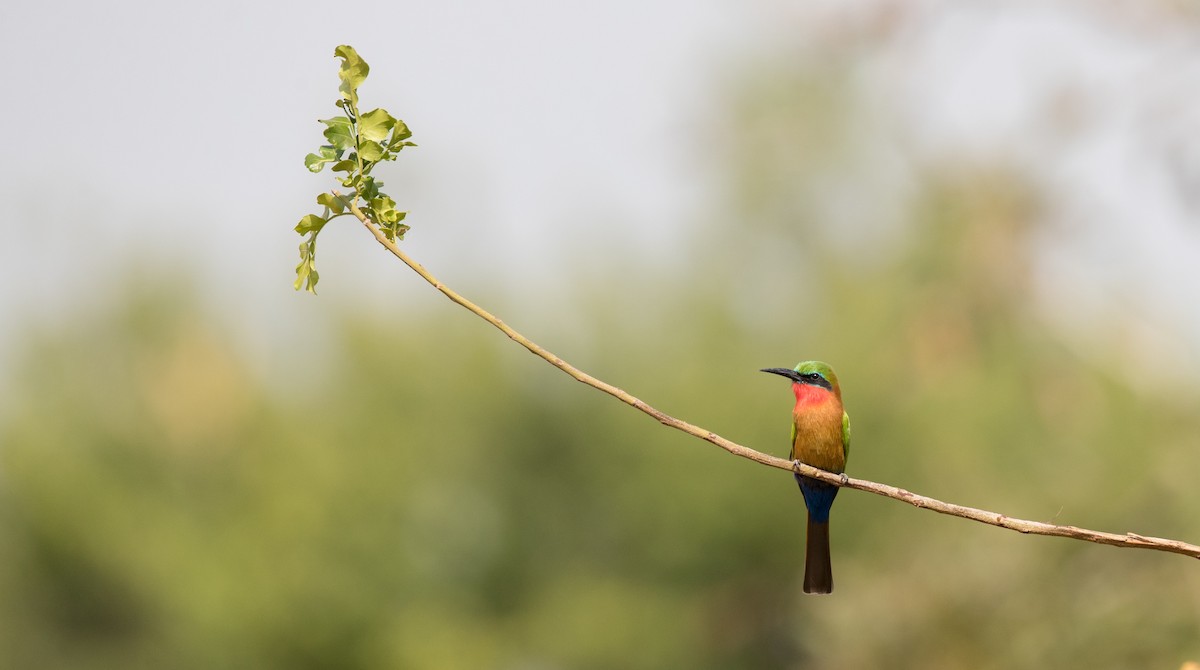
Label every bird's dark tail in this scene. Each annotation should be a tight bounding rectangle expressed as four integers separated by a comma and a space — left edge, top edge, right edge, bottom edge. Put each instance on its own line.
804, 516, 833, 594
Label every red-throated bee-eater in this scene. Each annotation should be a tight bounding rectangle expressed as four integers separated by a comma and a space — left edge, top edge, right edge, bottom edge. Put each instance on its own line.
762, 361, 850, 594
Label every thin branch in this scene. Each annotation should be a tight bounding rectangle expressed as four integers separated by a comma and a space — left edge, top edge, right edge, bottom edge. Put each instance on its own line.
344, 198, 1200, 561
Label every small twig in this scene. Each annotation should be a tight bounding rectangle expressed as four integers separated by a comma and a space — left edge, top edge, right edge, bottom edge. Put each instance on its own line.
344, 198, 1200, 561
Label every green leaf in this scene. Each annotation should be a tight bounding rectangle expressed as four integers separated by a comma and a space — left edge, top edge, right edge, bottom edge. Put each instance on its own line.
295, 262, 319, 294
295, 213, 327, 235
320, 117, 356, 151
304, 145, 340, 172
389, 120, 412, 145
320, 116, 353, 130
359, 140, 384, 162
316, 192, 345, 214
360, 176, 381, 201
304, 154, 324, 171
334, 45, 369, 105
330, 158, 357, 174
380, 220, 411, 242
294, 238, 319, 293
369, 195, 405, 224
359, 108, 396, 143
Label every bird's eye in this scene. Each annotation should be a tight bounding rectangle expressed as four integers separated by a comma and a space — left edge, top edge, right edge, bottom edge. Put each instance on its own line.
805, 373, 821, 381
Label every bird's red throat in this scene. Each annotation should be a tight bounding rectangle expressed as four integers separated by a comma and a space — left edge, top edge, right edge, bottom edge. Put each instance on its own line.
792, 382, 834, 408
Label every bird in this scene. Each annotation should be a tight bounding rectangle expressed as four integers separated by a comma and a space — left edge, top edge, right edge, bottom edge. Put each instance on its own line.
761, 361, 850, 594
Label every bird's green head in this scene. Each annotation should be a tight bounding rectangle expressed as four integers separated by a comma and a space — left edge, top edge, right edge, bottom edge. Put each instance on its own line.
761, 360, 841, 395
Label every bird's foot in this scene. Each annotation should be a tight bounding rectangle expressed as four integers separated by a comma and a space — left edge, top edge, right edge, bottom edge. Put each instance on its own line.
839, 473, 850, 486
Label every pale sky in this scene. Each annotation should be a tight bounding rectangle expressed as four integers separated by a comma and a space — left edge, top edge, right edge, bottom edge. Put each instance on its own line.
1, 1, 1197, 390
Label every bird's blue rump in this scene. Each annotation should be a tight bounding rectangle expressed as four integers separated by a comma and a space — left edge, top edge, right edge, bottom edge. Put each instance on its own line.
796, 474, 839, 523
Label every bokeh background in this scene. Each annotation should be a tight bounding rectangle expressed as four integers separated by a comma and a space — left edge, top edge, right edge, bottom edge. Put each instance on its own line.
3, 1, 1200, 668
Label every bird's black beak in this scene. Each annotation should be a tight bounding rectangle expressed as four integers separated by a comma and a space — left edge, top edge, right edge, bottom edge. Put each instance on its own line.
761, 367, 804, 384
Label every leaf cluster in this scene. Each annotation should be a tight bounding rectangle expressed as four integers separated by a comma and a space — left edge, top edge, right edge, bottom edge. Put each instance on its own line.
295, 45, 416, 293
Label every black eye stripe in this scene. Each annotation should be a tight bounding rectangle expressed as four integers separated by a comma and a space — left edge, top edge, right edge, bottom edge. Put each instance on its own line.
800, 372, 833, 390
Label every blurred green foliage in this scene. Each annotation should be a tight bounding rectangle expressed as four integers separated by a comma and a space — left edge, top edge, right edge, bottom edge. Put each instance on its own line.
3, 53, 1200, 670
